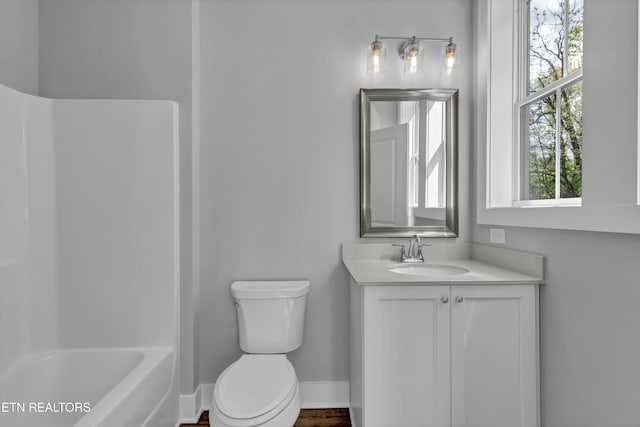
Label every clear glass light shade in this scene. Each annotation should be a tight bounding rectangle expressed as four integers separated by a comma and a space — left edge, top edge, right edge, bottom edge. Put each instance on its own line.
403, 41, 421, 74
367, 40, 384, 74
444, 42, 457, 74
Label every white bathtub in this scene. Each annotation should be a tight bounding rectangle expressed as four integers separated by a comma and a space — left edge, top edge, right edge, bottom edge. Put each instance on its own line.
0, 348, 173, 427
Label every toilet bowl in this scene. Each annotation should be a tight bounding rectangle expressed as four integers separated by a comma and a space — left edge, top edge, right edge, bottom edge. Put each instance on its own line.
212, 281, 310, 427
211, 355, 300, 427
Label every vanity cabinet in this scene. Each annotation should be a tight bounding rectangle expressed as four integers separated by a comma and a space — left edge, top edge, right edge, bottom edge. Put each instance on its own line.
350, 281, 539, 427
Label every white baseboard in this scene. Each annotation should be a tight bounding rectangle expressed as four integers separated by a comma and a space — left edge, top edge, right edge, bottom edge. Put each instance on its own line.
199, 383, 214, 412
299, 381, 350, 409
178, 381, 349, 423
178, 384, 201, 423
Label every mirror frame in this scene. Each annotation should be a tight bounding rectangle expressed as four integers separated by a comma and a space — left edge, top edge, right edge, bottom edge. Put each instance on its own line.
360, 88, 459, 237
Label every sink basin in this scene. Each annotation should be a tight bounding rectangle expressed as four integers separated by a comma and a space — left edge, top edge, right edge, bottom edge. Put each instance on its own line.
388, 263, 469, 277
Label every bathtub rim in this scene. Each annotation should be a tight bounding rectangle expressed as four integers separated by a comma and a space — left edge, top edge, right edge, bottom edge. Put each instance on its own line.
0, 346, 174, 427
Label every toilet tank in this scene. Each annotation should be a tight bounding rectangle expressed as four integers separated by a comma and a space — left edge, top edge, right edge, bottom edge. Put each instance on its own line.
231, 280, 310, 354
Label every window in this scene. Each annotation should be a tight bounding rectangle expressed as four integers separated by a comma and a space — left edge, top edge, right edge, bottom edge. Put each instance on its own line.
477, 0, 640, 234
516, 0, 583, 204
404, 101, 446, 212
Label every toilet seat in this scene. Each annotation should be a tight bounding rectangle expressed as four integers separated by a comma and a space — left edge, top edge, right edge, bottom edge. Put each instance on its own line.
213, 354, 298, 426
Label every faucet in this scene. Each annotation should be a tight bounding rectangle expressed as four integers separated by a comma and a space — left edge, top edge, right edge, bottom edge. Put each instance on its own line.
392, 235, 430, 263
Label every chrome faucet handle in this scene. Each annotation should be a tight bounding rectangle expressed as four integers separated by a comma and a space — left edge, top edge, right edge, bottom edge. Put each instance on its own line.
414, 242, 431, 262
391, 243, 407, 262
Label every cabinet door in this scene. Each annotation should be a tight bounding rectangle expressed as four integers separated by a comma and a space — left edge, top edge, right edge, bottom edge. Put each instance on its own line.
363, 285, 450, 427
451, 285, 538, 427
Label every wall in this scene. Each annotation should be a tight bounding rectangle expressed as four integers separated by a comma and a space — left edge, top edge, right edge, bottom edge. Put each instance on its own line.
0, 0, 38, 94
38, 0, 197, 393
473, 0, 640, 426
198, 0, 473, 386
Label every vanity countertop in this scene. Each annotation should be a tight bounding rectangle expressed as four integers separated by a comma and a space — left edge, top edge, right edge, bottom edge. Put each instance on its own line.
342, 243, 545, 285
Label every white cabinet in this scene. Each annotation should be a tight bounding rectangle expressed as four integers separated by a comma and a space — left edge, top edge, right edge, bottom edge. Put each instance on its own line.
450, 285, 538, 427
363, 285, 451, 427
350, 282, 539, 427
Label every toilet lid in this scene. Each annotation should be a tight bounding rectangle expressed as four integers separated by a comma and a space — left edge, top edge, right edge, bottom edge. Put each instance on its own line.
214, 354, 296, 420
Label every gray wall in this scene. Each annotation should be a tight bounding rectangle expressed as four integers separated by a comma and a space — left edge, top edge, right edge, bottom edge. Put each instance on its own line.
38, 0, 196, 393
473, 1, 640, 426
198, 0, 473, 384
0, 0, 38, 93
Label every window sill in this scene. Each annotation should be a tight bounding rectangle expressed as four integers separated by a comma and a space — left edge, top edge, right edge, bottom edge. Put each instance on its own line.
477, 203, 640, 234
512, 198, 582, 208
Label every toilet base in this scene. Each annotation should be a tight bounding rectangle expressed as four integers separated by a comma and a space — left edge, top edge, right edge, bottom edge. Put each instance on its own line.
211, 382, 301, 427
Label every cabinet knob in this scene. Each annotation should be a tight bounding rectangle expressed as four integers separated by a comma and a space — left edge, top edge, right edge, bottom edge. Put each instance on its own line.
441, 296, 449, 304
456, 296, 464, 303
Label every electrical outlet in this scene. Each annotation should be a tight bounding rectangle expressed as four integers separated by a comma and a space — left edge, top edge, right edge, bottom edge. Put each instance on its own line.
489, 228, 506, 244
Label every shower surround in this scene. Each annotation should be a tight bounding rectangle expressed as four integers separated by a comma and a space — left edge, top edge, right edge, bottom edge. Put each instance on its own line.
0, 83, 180, 426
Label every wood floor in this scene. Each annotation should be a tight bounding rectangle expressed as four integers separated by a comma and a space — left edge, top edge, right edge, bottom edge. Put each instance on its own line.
180, 408, 351, 427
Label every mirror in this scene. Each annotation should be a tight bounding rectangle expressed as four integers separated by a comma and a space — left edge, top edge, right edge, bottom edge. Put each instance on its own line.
360, 88, 458, 237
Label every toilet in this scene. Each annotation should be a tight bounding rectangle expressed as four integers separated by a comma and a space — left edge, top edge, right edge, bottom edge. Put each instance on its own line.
211, 280, 311, 427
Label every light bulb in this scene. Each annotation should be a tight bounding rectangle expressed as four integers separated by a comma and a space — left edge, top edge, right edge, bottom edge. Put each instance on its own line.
408, 47, 418, 73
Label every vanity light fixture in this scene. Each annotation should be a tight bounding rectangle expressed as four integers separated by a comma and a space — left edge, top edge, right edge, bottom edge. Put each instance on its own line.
367, 35, 457, 75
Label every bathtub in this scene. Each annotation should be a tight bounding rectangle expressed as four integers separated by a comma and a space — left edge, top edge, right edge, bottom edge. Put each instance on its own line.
0, 347, 173, 427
